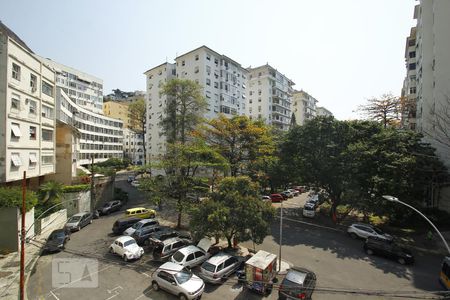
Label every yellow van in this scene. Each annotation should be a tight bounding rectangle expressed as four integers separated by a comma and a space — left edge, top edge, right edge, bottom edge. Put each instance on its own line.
125, 207, 156, 219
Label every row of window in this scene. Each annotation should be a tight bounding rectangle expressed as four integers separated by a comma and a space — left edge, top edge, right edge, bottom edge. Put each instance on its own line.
10, 152, 53, 169
80, 143, 123, 151
10, 93, 54, 118
77, 153, 122, 160
80, 133, 122, 143
10, 123, 53, 141
12, 62, 54, 97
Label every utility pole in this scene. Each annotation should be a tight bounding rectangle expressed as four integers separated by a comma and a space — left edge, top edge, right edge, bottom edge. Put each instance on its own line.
90, 156, 95, 213
278, 198, 283, 271
20, 171, 26, 300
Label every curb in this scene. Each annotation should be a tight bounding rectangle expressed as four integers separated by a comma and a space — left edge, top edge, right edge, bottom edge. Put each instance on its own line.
23, 241, 43, 300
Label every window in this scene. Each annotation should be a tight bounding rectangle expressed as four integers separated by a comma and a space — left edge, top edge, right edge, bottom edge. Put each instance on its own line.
29, 126, 37, 140
11, 153, 22, 167
206, 54, 211, 61
206, 78, 211, 86
12, 63, 21, 80
182, 60, 185, 66
206, 66, 211, 74
258, 90, 262, 96
409, 51, 416, 58
42, 155, 53, 165
214, 82, 218, 88
11, 123, 22, 138
42, 129, 53, 141
29, 153, 37, 168
30, 74, 37, 91
42, 105, 54, 119
42, 81, 54, 97
258, 106, 261, 112
11, 94, 20, 111
410, 87, 416, 94
29, 99, 37, 114
194, 66, 199, 73
409, 63, 416, 70
186, 253, 195, 261
195, 54, 199, 61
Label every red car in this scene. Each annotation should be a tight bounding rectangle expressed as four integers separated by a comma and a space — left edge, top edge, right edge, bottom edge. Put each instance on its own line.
270, 194, 284, 203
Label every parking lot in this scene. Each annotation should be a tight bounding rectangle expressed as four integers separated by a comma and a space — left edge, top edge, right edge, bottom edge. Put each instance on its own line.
27, 174, 446, 300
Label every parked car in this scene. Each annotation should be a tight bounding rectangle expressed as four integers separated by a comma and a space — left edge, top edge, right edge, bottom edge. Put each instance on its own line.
302, 202, 316, 218
171, 238, 212, 268
364, 237, 414, 265
109, 236, 144, 262
199, 252, 241, 284
270, 194, 284, 203
131, 180, 140, 187
127, 175, 135, 183
64, 212, 93, 232
112, 217, 142, 235
288, 189, 300, 196
278, 267, 317, 300
146, 228, 191, 247
151, 262, 205, 300
99, 200, 122, 215
281, 191, 294, 198
261, 195, 271, 202
153, 237, 192, 261
347, 223, 393, 241
123, 219, 159, 236
125, 207, 156, 219
132, 224, 162, 245
42, 229, 70, 253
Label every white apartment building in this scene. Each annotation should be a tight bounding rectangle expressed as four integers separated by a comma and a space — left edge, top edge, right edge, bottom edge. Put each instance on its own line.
400, 27, 417, 130
123, 128, 144, 165
36, 56, 104, 114
292, 90, 318, 126
316, 106, 333, 117
0, 22, 56, 183
246, 65, 295, 131
411, 0, 450, 168
144, 46, 248, 160
37, 58, 123, 167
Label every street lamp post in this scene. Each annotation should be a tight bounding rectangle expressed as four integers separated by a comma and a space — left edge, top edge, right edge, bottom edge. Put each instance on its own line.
382, 195, 450, 255
279, 198, 283, 271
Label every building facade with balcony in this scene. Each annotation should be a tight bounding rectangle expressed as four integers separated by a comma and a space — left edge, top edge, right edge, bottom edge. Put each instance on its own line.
292, 90, 318, 125
246, 64, 295, 131
144, 46, 248, 160
123, 128, 144, 165
316, 106, 333, 117
400, 27, 417, 130
0, 22, 56, 184
408, 1, 450, 168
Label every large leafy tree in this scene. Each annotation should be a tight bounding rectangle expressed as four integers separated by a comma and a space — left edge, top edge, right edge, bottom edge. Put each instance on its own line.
128, 98, 146, 163
194, 115, 275, 177
0, 186, 38, 211
190, 176, 275, 248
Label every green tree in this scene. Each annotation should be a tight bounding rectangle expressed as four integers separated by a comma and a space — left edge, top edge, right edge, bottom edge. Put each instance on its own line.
0, 186, 38, 211
357, 93, 401, 128
190, 176, 275, 248
128, 98, 147, 163
194, 115, 275, 177
160, 79, 207, 144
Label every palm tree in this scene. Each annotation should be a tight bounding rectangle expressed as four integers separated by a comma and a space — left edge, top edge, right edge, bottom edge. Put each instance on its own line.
38, 181, 64, 207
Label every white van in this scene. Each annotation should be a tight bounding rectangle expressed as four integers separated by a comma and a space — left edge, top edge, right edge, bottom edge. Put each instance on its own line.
302, 203, 316, 218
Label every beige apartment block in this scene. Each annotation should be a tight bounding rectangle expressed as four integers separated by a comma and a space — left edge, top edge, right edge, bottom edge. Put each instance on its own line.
291, 90, 318, 126
0, 22, 56, 184
103, 100, 132, 129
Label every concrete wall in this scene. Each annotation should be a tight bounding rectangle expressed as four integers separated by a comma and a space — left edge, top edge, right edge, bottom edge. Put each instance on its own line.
438, 185, 450, 214
93, 176, 114, 210
35, 209, 67, 238
0, 207, 34, 252
61, 190, 90, 217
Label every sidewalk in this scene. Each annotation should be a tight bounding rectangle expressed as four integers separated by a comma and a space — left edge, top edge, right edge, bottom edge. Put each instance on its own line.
0, 235, 45, 300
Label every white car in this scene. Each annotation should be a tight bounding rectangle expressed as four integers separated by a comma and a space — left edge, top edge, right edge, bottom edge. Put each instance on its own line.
347, 223, 393, 241
171, 238, 212, 268
109, 236, 144, 261
302, 202, 316, 218
288, 189, 299, 196
151, 262, 205, 300
131, 180, 140, 187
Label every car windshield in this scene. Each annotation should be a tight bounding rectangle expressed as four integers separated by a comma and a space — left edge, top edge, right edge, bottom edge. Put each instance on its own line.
201, 261, 216, 272
50, 232, 65, 239
103, 203, 111, 207
373, 227, 384, 234
131, 222, 141, 229
172, 251, 185, 262
124, 240, 136, 247
175, 270, 192, 284
68, 216, 81, 222
304, 206, 314, 211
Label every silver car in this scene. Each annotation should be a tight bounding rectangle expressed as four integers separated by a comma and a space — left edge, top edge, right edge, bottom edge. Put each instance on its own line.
347, 223, 393, 241
199, 252, 241, 284
151, 262, 204, 300
64, 212, 92, 232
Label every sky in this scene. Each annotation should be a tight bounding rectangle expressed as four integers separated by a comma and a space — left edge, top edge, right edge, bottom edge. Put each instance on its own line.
1, 0, 417, 120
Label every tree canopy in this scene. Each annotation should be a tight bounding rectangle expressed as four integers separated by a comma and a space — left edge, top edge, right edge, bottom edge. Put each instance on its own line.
357, 93, 401, 128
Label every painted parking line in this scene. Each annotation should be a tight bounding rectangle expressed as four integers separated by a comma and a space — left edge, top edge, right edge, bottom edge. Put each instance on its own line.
49, 291, 60, 300
105, 285, 123, 300
133, 288, 153, 300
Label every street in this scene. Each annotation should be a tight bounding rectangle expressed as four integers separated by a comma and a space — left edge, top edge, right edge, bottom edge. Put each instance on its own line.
27, 174, 446, 300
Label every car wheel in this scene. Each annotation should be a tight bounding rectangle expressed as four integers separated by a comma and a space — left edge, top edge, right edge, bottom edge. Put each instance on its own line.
350, 233, 358, 239
151, 281, 159, 291
89, 219, 92, 224
123, 255, 128, 262
109, 247, 114, 254
366, 249, 374, 255
398, 258, 406, 265
179, 294, 188, 300
77, 225, 81, 231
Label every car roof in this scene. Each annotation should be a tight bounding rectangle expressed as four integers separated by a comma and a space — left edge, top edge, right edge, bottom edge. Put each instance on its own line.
115, 236, 136, 243
352, 223, 373, 228
206, 252, 233, 265
126, 207, 147, 211
51, 229, 66, 234
137, 218, 157, 224
304, 202, 315, 207
285, 267, 314, 284
178, 245, 201, 255
159, 262, 183, 274
161, 237, 182, 245
117, 217, 140, 223
72, 212, 89, 217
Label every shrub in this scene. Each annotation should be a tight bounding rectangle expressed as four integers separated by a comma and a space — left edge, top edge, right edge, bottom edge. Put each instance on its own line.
62, 184, 90, 193
0, 186, 38, 211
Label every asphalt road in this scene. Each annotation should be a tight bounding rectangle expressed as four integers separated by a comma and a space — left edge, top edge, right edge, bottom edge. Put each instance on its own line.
27, 176, 447, 300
